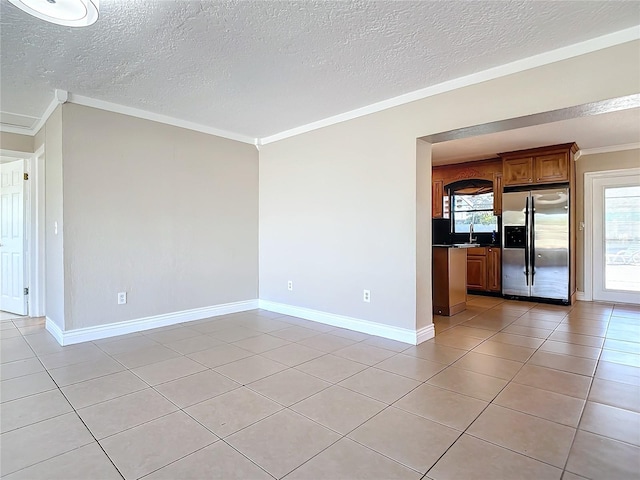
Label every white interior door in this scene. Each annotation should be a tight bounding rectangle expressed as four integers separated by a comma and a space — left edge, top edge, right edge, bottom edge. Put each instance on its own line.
0, 159, 27, 315
592, 172, 640, 304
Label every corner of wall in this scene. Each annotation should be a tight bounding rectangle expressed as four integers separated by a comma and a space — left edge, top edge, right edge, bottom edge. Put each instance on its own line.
44, 105, 65, 332
416, 139, 434, 331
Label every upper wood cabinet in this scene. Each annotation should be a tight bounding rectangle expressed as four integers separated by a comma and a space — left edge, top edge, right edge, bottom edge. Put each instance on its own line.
503, 156, 534, 185
432, 158, 502, 219
535, 152, 569, 183
432, 179, 444, 218
493, 173, 503, 215
500, 143, 578, 187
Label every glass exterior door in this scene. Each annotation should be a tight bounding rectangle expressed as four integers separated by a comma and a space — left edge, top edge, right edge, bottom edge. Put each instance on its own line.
604, 185, 640, 292
593, 175, 640, 303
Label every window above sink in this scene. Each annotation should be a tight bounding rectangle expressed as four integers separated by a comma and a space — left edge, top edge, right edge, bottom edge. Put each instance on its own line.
446, 179, 498, 234
453, 191, 497, 234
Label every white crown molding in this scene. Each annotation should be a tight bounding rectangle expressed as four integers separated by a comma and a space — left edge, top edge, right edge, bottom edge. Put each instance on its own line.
4, 26, 638, 145
0, 149, 32, 159
575, 142, 640, 160
0, 123, 40, 137
259, 26, 640, 145
0, 94, 63, 136
46, 299, 258, 346
32, 93, 63, 134
258, 299, 430, 345
67, 93, 257, 145
0, 124, 35, 135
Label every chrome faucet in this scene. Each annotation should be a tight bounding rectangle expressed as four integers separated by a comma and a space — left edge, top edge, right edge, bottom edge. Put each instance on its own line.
469, 223, 477, 243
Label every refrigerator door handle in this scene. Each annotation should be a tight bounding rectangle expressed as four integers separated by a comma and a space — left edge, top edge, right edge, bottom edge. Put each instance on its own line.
524, 197, 529, 286
531, 197, 536, 286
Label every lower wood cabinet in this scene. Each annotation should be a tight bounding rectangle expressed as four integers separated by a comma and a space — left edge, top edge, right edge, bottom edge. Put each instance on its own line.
487, 247, 501, 292
467, 247, 501, 293
433, 247, 467, 316
466, 255, 487, 290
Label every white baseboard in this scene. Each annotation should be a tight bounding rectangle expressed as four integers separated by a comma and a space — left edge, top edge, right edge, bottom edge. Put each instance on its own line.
46, 299, 259, 346
45, 317, 64, 345
46, 298, 435, 347
576, 291, 591, 302
258, 300, 432, 345
416, 324, 435, 344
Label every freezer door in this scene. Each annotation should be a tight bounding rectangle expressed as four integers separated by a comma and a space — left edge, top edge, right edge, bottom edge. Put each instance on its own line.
530, 188, 570, 300
502, 191, 531, 297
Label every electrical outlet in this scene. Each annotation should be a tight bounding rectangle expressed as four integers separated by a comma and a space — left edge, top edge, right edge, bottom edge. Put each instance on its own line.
117, 292, 127, 305
363, 289, 371, 303
287, 280, 293, 291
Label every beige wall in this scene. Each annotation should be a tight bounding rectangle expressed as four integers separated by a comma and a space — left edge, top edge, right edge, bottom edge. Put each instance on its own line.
61, 104, 258, 330
259, 40, 640, 332
576, 148, 640, 292
416, 140, 432, 330
0, 132, 33, 153
260, 117, 420, 329
34, 127, 45, 153
41, 107, 65, 329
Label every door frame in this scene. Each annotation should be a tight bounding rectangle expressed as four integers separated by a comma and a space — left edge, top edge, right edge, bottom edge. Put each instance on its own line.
584, 167, 640, 302
0, 147, 45, 317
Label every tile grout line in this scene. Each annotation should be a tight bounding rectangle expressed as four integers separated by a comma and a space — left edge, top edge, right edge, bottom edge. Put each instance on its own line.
494, 302, 623, 475
3, 315, 287, 478
134, 322, 409, 479
329, 298, 540, 478
3, 321, 127, 480
425, 299, 610, 477
3, 303, 636, 479
559, 307, 614, 476
22, 317, 283, 478
149, 329, 422, 478
423, 297, 537, 477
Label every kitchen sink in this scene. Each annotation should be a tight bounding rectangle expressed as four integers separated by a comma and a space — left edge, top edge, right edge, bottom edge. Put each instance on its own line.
453, 243, 480, 248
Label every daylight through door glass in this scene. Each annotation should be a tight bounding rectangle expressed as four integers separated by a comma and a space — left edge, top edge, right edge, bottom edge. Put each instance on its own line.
604, 185, 640, 292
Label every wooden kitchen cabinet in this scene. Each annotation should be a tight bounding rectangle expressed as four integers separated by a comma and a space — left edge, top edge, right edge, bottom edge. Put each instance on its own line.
433, 247, 467, 316
467, 247, 501, 293
534, 152, 569, 184
467, 254, 487, 291
500, 142, 579, 303
503, 156, 534, 185
432, 158, 501, 219
493, 173, 503, 215
487, 247, 501, 292
501, 144, 577, 187
432, 180, 444, 218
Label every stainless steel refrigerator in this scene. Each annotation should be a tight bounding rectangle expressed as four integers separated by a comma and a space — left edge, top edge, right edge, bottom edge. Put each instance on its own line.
502, 187, 570, 303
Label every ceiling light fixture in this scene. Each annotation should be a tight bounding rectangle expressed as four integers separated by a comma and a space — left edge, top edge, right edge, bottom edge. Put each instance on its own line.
7, 0, 99, 27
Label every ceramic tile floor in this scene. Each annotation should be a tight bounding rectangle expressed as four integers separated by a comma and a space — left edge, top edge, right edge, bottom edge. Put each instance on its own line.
1, 297, 639, 479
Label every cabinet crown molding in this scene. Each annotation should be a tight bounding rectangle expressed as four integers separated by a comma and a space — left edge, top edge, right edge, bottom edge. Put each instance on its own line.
498, 142, 579, 158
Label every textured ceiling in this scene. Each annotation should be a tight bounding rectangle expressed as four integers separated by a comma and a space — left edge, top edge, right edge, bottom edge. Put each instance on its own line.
1, 1, 639, 139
